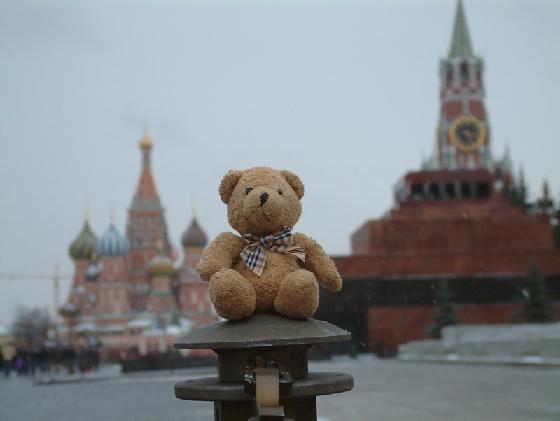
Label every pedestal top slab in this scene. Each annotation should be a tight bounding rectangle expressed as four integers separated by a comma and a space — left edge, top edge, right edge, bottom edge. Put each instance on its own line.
174, 314, 351, 350
175, 372, 354, 401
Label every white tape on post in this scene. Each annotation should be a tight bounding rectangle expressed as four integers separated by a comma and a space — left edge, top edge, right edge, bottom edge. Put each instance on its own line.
255, 367, 280, 407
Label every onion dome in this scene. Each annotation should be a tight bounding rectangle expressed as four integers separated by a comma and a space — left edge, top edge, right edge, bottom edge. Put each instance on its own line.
148, 252, 174, 277
181, 217, 208, 248
69, 220, 97, 260
139, 128, 153, 149
58, 302, 80, 319
97, 224, 130, 257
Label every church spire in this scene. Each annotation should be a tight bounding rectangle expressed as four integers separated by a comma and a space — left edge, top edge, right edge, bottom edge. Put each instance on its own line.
126, 128, 170, 309
139, 125, 153, 167
448, 0, 473, 58
131, 128, 160, 209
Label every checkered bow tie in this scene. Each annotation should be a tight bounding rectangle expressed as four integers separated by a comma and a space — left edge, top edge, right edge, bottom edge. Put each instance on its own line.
240, 227, 305, 276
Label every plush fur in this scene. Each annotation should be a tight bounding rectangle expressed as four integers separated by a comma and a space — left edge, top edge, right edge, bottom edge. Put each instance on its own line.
197, 167, 342, 321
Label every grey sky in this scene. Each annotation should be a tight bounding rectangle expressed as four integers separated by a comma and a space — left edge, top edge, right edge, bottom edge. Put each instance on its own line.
1, 0, 559, 324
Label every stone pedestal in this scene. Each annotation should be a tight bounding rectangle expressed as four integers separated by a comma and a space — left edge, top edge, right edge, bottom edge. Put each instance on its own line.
174, 314, 353, 421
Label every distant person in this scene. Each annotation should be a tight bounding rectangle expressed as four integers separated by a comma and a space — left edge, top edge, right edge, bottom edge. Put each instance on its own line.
1, 344, 16, 377
14, 353, 25, 375
0, 347, 5, 378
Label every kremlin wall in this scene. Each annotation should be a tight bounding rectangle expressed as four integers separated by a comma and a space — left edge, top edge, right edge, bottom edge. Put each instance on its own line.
61, 0, 560, 359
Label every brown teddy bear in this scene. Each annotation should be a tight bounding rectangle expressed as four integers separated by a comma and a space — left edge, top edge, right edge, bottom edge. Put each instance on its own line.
197, 167, 342, 321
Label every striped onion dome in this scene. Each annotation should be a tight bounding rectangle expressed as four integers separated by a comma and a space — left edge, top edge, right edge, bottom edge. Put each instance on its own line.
97, 223, 130, 257
147, 253, 174, 277
181, 217, 208, 248
69, 221, 97, 260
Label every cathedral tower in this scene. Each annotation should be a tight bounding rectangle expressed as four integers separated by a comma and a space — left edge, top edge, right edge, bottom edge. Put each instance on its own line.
97, 218, 131, 316
146, 247, 176, 317
126, 129, 171, 310
176, 216, 215, 327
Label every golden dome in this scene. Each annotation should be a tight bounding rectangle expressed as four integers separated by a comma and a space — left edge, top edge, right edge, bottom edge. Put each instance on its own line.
139, 127, 153, 149
148, 254, 174, 277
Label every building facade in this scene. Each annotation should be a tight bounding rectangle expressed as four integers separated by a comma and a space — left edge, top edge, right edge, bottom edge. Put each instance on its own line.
62, 130, 216, 358
318, 0, 560, 354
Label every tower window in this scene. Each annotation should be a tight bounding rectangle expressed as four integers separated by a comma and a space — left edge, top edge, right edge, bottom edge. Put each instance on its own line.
446, 64, 453, 84
460, 62, 469, 81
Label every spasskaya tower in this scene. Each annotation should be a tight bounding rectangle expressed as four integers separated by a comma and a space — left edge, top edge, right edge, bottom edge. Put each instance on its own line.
426, 0, 491, 170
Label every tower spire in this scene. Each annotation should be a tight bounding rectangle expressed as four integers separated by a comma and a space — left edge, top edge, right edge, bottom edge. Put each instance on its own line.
139, 126, 153, 167
85, 197, 90, 222
448, 0, 473, 58
132, 128, 159, 205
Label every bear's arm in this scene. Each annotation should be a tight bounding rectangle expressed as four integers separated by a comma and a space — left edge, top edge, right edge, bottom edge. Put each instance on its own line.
197, 232, 246, 282
293, 233, 342, 292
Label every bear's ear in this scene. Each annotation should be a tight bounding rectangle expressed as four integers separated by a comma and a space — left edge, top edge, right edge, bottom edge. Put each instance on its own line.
219, 170, 242, 204
280, 170, 304, 200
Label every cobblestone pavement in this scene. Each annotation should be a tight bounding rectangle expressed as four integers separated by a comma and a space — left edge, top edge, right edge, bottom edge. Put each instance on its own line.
1, 357, 559, 421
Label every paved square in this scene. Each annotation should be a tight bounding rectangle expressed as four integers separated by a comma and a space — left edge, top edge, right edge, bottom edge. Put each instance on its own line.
1, 358, 559, 420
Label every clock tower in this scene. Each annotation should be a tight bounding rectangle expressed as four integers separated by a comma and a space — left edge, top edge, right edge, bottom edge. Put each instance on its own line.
340, 0, 560, 354
427, 0, 491, 170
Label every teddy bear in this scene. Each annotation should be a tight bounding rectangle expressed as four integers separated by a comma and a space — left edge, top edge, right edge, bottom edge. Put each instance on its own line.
197, 167, 342, 321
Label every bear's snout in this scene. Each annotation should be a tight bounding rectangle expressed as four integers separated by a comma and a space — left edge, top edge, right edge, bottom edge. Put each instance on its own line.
260, 192, 269, 206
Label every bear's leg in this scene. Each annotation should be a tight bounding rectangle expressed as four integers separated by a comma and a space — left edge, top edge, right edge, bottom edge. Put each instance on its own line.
273, 269, 319, 319
209, 268, 256, 321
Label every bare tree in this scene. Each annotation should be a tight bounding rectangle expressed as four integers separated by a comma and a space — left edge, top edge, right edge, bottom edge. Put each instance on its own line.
11, 306, 53, 348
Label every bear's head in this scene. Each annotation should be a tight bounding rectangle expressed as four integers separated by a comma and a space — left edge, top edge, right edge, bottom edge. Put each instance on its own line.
219, 167, 304, 237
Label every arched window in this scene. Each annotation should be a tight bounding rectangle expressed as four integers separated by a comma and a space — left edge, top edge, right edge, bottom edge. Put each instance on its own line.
460, 62, 469, 81
446, 64, 453, 84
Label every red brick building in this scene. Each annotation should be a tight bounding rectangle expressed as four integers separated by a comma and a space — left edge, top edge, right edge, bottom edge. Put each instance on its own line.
317, 0, 560, 354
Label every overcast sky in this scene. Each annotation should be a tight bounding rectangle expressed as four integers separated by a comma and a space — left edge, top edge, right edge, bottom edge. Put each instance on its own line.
1, 0, 559, 325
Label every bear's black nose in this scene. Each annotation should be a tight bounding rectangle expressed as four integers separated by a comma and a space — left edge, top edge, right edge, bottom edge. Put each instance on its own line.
260, 192, 269, 206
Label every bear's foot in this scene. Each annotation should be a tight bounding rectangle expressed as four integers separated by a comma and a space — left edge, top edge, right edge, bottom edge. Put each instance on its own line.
209, 269, 256, 321
274, 269, 319, 319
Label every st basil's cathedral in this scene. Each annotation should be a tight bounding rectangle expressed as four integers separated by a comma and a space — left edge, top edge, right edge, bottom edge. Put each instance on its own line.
61, 130, 216, 358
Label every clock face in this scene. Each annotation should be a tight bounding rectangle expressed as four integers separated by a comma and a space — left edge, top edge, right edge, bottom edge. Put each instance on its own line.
449, 115, 486, 152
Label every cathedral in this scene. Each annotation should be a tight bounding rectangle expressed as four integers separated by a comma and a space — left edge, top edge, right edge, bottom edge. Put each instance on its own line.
318, 0, 560, 354
61, 130, 216, 358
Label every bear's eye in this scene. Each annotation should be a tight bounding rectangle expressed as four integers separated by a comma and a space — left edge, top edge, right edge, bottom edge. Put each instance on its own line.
278, 189, 283, 195
245, 187, 253, 195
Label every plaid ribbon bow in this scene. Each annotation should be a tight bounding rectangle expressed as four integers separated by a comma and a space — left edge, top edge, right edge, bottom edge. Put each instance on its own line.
240, 227, 305, 276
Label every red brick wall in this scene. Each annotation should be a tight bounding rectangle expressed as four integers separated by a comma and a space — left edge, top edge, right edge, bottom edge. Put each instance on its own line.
361, 214, 555, 255
368, 303, 560, 351
368, 306, 437, 350
442, 102, 461, 118
335, 251, 560, 279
